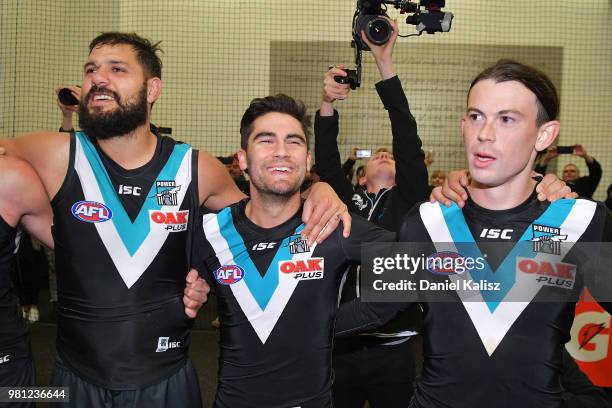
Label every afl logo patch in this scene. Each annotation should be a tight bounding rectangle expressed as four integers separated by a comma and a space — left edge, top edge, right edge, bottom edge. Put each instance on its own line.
71, 201, 113, 223
426, 251, 467, 275
214, 265, 245, 285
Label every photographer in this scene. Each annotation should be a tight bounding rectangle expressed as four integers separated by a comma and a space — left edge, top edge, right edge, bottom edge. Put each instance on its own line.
535, 144, 602, 198
315, 18, 428, 407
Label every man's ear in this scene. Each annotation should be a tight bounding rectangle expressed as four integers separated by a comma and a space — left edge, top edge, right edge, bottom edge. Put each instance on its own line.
535, 120, 560, 152
237, 149, 248, 172
146, 77, 162, 105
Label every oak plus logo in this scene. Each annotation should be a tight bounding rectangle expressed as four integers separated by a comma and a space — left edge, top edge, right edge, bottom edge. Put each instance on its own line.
516, 257, 576, 289
279, 258, 324, 281
150, 210, 189, 232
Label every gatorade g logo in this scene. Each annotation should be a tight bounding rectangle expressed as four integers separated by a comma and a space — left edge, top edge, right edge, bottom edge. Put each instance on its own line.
149, 210, 189, 232
279, 258, 324, 281
516, 257, 576, 289
71, 201, 113, 223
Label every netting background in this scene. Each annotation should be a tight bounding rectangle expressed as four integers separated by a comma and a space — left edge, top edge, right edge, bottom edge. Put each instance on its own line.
1, 0, 610, 200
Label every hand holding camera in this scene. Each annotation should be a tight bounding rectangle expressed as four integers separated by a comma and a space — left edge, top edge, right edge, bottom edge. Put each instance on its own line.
55, 85, 81, 114
324, 65, 352, 102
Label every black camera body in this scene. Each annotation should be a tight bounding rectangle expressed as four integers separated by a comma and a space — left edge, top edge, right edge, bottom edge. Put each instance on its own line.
334, 69, 361, 90
58, 88, 79, 106
353, 1, 392, 51
353, 0, 453, 51
337, 1, 453, 90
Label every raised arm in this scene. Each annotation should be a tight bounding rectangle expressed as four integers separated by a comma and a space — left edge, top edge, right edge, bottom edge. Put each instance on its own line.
363, 18, 429, 206
314, 66, 359, 209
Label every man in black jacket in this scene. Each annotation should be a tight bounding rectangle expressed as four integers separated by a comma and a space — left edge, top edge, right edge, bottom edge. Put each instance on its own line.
315, 18, 429, 407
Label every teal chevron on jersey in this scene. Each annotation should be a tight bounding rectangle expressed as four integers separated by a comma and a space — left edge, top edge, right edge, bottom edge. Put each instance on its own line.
440, 200, 574, 312
216, 207, 304, 309
76, 132, 190, 255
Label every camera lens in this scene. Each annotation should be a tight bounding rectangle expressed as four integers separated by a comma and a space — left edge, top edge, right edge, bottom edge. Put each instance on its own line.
366, 16, 392, 45
355, 14, 392, 48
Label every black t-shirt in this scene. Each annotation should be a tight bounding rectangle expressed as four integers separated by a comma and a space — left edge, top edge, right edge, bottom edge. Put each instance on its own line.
192, 199, 395, 408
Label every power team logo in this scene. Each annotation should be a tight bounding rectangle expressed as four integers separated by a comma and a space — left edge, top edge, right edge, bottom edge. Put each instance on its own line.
279, 258, 324, 281
71, 201, 113, 223
155, 336, 181, 352
215, 265, 245, 285
150, 210, 189, 232
516, 257, 576, 289
155, 180, 181, 206
287, 235, 310, 254
531, 224, 567, 255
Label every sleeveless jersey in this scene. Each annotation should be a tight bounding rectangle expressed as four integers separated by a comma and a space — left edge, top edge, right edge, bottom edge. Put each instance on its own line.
0, 215, 29, 365
50, 132, 199, 389
193, 200, 394, 408
403, 194, 611, 408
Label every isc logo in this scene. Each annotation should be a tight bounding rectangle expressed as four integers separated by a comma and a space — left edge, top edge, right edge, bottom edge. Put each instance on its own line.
71, 201, 113, 223
279, 258, 324, 281
156, 337, 181, 353
480, 228, 513, 240
150, 210, 189, 232
517, 257, 576, 289
252, 242, 276, 251
215, 265, 245, 285
0, 354, 9, 364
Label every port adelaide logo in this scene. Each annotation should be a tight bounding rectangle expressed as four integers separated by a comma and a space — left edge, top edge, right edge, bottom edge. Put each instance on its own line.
531, 224, 567, 255
287, 235, 310, 254
214, 265, 245, 285
155, 180, 181, 206
71, 201, 113, 223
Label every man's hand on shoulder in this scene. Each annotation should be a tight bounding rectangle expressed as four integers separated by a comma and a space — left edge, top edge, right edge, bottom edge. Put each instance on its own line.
302, 182, 351, 245
535, 173, 577, 201
430, 170, 470, 208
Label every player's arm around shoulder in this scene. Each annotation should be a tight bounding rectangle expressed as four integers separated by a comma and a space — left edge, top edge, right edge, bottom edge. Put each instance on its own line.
197, 150, 247, 211
0, 155, 53, 248
0, 131, 70, 199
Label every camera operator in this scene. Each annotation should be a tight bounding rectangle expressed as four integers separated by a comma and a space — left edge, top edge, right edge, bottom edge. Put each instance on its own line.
534, 144, 602, 198
315, 18, 428, 407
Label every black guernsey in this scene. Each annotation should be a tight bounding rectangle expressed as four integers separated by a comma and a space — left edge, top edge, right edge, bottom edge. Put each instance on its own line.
0, 216, 29, 365
50, 132, 199, 389
337, 193, 612, 408
193, 199, 395, 408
